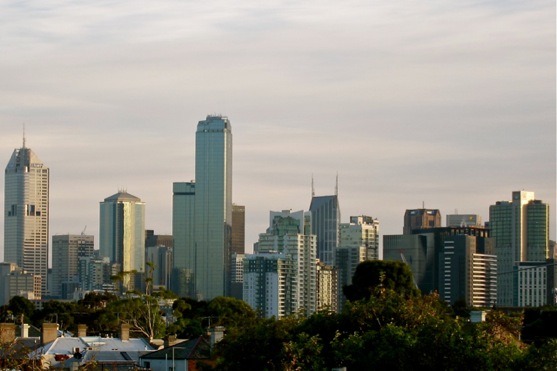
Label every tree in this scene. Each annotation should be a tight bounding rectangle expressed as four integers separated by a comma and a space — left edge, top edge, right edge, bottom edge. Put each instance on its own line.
7, 296, 35, 323
100, 296, 165, 340
343, 260, 420, 302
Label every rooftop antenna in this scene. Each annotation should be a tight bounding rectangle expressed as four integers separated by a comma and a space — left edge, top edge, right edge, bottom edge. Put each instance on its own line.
335, 172, 338, 196
311, 175, 315, 197
22, 124, 26, 148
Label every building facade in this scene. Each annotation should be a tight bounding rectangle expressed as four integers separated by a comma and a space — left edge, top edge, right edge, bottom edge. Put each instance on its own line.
438, 234, 497, 307
51, 234, 94, 299
489, 191, 550, 306
99, 190, 145, 291
403, 208, 441, 235
244, 210, 317, 318
446, 214, 482, 228
309, 194, 340, 266
4, 142, 49, 296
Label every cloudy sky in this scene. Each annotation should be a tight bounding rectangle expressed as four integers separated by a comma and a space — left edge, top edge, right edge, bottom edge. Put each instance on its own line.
0, 0, 555, 260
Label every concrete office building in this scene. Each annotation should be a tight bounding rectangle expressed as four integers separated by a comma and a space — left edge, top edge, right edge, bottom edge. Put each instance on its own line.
489, 191, 550, 306
4, 139, 49, 296
51, 234, 94, 299
384, 226, 494, 299
439, 234, 497, 307
100, 190, 145, 292
403, 208, 441, 235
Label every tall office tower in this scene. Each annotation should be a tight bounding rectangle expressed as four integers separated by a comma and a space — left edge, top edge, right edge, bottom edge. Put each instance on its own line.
336, 215, 380, 309
244, 210, 317, 317
172, 182, 195, 296
194, 115, 232, 300
231, 204, 245, 255
403, 208, 441, 235
446, 214, 482, 228
51, 234, 94, 299
1, 266, 41, 304
172, 116, 233, 300
310, 193, 340, 266
229, 205, 245, 298
490, 191, 550, 306
99, 190, 145, 292
438, 234, 497, 307
4, 140, 49, 296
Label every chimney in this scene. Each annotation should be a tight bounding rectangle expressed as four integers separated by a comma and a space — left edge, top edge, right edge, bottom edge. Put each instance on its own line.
21, 323, 30, 338
119, 323, 130, 341
41, 323, 59, 345
0, 323, 16, 344
164, 334, 177, 348
209, 326, 225, 349
77, 324, 87, 337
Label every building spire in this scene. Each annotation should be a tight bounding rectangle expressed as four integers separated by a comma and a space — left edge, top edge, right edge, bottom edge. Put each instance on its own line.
22, 123, 26, 148
311, 174, 315, 197
335, 172, 338, 196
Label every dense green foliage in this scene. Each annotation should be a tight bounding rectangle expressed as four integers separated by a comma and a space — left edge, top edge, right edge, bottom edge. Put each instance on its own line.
343, 260, 420, 301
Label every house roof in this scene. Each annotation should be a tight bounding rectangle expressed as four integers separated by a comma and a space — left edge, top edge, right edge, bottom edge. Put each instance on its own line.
140, 336, 210, 360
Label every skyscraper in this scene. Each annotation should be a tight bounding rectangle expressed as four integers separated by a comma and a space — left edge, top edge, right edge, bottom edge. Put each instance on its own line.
4, 140, 49, 296
99, 190, 145, 292
51, 233, 94, 299
173, 115, 232, 300
310, 193, 340, 266
490, 191, 550, 306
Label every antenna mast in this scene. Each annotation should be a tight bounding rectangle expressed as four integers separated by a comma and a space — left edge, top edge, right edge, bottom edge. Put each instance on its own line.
22, 124, 26, 148
335, 173, 338, 196
311, 175, 315, 197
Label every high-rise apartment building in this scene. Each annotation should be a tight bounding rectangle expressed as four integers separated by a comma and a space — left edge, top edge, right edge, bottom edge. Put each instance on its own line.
244, 210, 317, 318
403, 208, 441, 235
51, 234, 94, 299
4, 140, 49, 296
310, 194, 340, 266
99, 190, 145, 292
336, 215, 380, 309
173, 115, 232, 300
490, 191, 550, 306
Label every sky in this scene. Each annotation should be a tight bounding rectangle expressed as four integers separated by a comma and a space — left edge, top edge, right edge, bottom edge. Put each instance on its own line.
0, 0, 555, 261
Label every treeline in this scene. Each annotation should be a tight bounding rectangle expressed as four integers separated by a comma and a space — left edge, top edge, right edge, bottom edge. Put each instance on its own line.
2, 261, 557, 370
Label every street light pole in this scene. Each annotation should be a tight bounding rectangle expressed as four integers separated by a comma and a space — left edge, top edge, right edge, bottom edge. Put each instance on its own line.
171, 347, 186, 371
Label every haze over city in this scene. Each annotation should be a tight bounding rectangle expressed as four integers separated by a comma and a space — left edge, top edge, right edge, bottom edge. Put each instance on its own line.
0, 0, 555, 260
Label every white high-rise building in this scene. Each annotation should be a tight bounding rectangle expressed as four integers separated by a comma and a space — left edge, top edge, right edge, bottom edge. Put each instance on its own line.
244, 210, 317, 318
4, 140, 49, 296
100, 191, 145, 291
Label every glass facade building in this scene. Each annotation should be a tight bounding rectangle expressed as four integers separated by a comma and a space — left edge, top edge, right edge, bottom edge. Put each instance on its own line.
309, 195, 340, 266
4, 144, 49, 296
99, 191, 145, 291
173, 116, 232, 300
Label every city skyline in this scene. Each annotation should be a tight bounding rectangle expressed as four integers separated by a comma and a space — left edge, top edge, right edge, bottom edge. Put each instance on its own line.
0, 1, 555, 259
